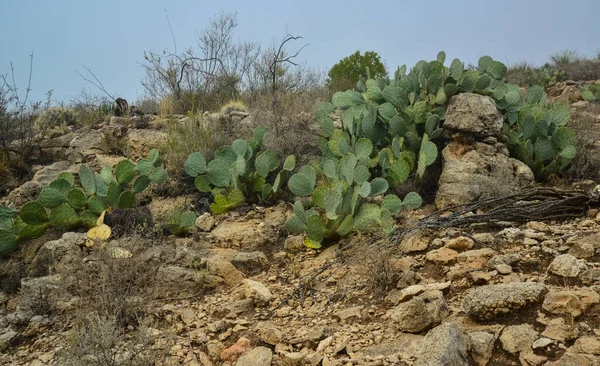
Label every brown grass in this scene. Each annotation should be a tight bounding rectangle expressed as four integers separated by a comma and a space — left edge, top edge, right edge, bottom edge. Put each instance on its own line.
567, 103, 600, 181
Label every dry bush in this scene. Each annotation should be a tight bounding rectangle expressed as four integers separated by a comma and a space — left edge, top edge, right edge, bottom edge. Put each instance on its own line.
243, 89, 330, 165
69, 89, 114, 127
103, 207, 160, 239
567, 103, 600, 181
159, 98, 174, 117
65, 244, 156, 328
220, 99, 248, 114
162, 114, 232, 174
61, 313, 155, 366
355, 246, 407, 297
133, 98, 159, 115
561, 59, 600, 81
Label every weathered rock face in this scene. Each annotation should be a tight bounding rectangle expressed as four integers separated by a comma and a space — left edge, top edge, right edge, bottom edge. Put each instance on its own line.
435, 141, 534, 208
391, 290, 450, 333
414, 323, 473, 366
463, 282, 547, 320
444, 93, 504, 137
4, 161, 76, 206
126, 129, 167, 159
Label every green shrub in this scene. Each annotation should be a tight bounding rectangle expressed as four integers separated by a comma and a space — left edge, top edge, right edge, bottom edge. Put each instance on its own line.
0, 149, 168, 256
327, 51, 388, 92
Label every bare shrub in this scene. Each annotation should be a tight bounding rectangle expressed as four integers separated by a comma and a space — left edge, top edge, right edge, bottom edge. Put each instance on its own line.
61, 313, 155, 366
355, 246, 408, 297
567, 104, 600, 181
65, 245, 156, 328
162, 114, 231, 174
103, 207, 160, 239
69, 89, 114, 127
561, 59, 600, 81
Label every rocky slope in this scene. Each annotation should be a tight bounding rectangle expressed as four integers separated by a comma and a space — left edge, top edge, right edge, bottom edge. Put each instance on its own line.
1, 86, 600, 365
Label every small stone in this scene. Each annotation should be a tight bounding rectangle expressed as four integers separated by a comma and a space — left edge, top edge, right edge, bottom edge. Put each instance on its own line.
541, 318, 574, 342
445, 236, 474, 251
243, 279, 273, 306
235, 346, 272, 366
532, 337, 553, 349
568, 242, 595, 259
568, 336, 600, 355
335, 305, 364, 321
468, 331, 496, 366
457, 248, 497, 270
284, 235, 305, 253
500, 324, 538, 354
542, 289, 600, 317
548, 254, 588, 277
400, 232, 430, 253
255, 322, 282, 345
472, 233, 495, 245
231, 251, 269, 275
220, 337, 251, 361
206, 257, 245, 286
495, 263, 513, 274
391, 290, 450, 333
0, 330, 18, 352
425, 247, 458, 264
195, 212, 216, 231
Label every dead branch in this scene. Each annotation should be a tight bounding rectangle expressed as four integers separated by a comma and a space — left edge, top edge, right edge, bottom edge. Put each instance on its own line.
391, 187, 597, 245
76, 66, 115, 101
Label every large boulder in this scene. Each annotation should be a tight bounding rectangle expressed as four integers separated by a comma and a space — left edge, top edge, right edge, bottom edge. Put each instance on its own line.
463, 282, 546, 320
444, 93, 504, 137
414, 323, 473, 366
4, 161, 76, 206
435, 141, 534, 208
125, 129, 167, 159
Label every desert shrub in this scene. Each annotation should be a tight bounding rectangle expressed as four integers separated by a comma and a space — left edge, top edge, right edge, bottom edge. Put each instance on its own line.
327, 51, 388, 92
506, 62, 565, 88
163, 114, 231, 174
158, 97, 174, 117
133, 98, 159, 115
561, 59, 600, 81
550, 49, 584, 67
62, 313, 155, 366
69, 89, 114, 127
220, 100, 248, 114
567, 104, 600, 181
36, 106, 78, 129
103, 207, 160, 239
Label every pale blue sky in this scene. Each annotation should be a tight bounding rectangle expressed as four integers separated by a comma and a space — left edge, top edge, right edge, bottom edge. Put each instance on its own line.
1, 0, 599, 103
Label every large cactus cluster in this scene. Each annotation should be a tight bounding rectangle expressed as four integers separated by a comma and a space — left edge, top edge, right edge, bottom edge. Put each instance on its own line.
0, 149, 168, 256
285, 138, 422, 248
184, 127, 296, 214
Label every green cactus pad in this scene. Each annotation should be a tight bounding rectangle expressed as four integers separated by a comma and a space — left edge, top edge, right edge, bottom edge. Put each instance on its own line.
66, 189, 87, 210
14, 217, 46, 241
100, 166, 114, 184
114, 160, 136, 185
285, 214, 305, 234
214, 146, 237, 166
136, 159, 154, 176
0, 230, 18, 256
184, 152, 207, 177
132, 175, 151, 193
39, 187, 67, 209
150, 167, 168, 184
206, 159, 231, 187
381, 194, 403, 215
88, 195, 106, 215
401, 192, 423, 210
194, 175, 212, 193
106, 182, 120, 208
180, 211, 197, 228
353, 203, 382, 232
19, 202, 48, 225
80, 210, 100, 229
369, 177, 389, 196
94, 175, 108, 197
79, 164, 96, 195
58, 172, 75, 187
118, 191, 135, 209
49, 203, 80, 230
255, 150, 280, 178
288, 166, 316, 197
306, 215, 325, 243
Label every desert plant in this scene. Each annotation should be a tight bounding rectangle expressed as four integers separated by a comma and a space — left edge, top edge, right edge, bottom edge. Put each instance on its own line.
0, 149, 168, 256
36, 106, 78, 129
327, 51, 388, 92
580, 83, 600, 102
550, 49, 583, 67
163, 208, 196, 235
184, 127, 295, 214
220, 100, 248, 114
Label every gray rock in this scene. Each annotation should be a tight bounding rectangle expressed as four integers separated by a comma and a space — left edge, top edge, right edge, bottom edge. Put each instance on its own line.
29, 232, 85, 276
435, 141, 534, 208
236, 346, 272, 366
548, 254, 588, 277
468, 331, 496, 366
358, 334, 423, 359
0, 330, 18, 352
391, 290, 450, 333
414, 323, 473, 366
499, 324, 538, 354
463, 282, 546, 320
444, 93, 504, 137
243, 279, 273, 306
231, 251, 269, 275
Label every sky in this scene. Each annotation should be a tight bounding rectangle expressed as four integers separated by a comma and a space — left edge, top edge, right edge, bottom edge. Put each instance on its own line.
1, 0, 599, 104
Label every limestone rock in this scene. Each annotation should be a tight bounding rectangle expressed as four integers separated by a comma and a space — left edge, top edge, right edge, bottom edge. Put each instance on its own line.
195, 213, 216, 232
543, 289, 600, 317
399, 232, 430, 253
125, 129, 167, 159
230, 251, 269, 275
499, 324, 538, 354
414, 323, 473, 366
391, 290, 450, 333
436, 141, 534, 208
235, 346, 272, 366
243, 279, 273, 306
255, 322, 282, 345
468, 331, 496, 366
548, 254, 588, 277
444, 93, 504, 137
463, 282, 546, 320
206, 257, 245, 287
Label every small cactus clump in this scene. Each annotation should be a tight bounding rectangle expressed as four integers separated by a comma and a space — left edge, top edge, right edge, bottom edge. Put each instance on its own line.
220, 100, 249, 115
36, 107, 78, 129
